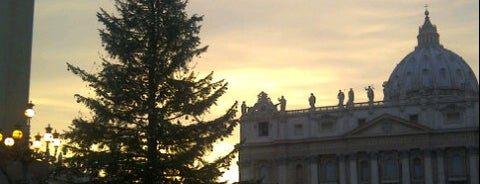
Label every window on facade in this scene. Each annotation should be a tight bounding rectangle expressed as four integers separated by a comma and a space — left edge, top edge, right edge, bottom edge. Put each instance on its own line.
409, 114, 418, 123
325, 161, 337, 182
258, 122, 269, 136
440, 68, 447, 79
294, 124, 303, 136
383, 158, 398, 180
446, 112, 461, 124
412, 158, 424, 180
259, 166, 268, 184
322, 122, 334, 131
358, 118, 366, 126
359, 160, 370, 182
456, 69, 463, 79
295, 164, 304, 184
319, 156, 338, 183
449, 154, 466, 177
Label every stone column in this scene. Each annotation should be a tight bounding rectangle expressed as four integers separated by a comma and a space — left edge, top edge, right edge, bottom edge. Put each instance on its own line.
310, 156, 318, 184
277, 158, 288, 184
370, 152, 379, 184
349, 153, 358, 184
339, 154, 347, 184
469, 147, 479, 184
424, 149, 433, 184
400, 151, 410, 184
436, 149, 445, 184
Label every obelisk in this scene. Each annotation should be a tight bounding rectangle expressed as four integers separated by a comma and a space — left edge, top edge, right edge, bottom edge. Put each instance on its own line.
0, 0, 35, 135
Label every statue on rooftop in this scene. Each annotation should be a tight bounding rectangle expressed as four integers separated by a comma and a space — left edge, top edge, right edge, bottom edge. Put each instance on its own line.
251, 91, 276, 113
337, 90, 345, 108
347, 88, 354, 108
277, 96, 286, 112
309, 93, 316, 109
365, 86, 374, 104
241, 101, 247, 115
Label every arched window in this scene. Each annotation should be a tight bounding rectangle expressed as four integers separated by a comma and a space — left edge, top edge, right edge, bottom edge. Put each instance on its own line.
446, 148, 467, 183
381, 154, 399, 182
259, 166, 268, 184
359, 160, 370, 182
412, 158, 424, 179
325, 161, 337, 181
456, 69, 463, 79
385, 158, 396, 179
295, 164, 304, 184
450, 154, 466, 177
440, 68, 447, 79
319, 156, 338, 183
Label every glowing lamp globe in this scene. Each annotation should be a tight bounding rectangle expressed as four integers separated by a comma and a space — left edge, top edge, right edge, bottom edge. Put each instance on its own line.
24, 102, 35, 118
32, 133, 42, 151
53, 139, 61, 147
4, 137, 14, 147
53, 130, 60, 147
24, 109, 35, 118
12, 129, 23, 140
44, 124, 53, 142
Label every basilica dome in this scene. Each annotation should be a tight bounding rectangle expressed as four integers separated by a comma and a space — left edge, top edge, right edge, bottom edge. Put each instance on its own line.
383, 10, 479, 102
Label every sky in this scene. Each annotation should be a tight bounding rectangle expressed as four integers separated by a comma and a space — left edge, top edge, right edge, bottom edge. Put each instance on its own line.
29, 0, 478, 183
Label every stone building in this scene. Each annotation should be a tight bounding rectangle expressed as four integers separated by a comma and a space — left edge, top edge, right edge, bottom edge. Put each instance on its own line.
0, 1, 37, 183
238, 10, 479, 184
0, 0, 35, 134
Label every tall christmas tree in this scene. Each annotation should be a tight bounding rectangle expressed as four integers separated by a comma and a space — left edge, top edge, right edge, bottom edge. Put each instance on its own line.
63, 0, 238, 183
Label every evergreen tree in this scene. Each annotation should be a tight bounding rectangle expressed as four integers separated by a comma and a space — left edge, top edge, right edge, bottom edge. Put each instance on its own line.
63, 0, 238, 183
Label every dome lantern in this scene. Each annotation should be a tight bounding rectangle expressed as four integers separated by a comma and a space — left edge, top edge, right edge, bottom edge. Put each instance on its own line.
416, 6, 442, 49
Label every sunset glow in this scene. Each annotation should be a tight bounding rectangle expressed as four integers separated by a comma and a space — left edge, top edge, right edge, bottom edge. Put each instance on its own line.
30, 1, 478, 183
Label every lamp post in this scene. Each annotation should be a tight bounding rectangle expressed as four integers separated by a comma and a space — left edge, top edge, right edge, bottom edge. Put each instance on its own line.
52, 130, 60, 157
32, 124, 61, 160
2, 125, 24, 147
32, 133, 42, 152
0, 115, 33, 184
24, 101, 35, 147
0, 102, 62, 183
44, 124, 53, 157
1, 101, 33, 147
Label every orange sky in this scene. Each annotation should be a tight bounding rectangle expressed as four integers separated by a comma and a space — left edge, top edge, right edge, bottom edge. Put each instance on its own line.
29, 1, 478, 183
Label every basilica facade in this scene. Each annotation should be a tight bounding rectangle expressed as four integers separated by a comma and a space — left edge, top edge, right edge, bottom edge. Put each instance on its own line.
238, 10, 479, 184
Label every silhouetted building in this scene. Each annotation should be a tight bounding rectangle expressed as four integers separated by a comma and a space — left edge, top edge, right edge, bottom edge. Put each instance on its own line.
0, 1, 35, 182
238, 10, 479, 184
0, 1, 35, 134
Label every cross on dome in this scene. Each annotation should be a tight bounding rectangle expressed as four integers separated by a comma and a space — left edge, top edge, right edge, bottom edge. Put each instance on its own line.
424, 4, 429, 17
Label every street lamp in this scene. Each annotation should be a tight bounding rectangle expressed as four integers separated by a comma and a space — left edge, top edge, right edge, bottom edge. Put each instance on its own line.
24, 101, 35, 119
1, 124, 29, 183
12, 125, 24, 140
0, 125, 25, 147
32, 133, 42, 152
24, 101, 35, 147
52, 130, 60, 156
4, 137, 14, 147
1, 102, 34, 183
32, 124, 61, 160
0, 101, 62, 183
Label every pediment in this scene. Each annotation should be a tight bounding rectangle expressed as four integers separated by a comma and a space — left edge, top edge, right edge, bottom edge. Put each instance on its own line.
344, 113, 432, 138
